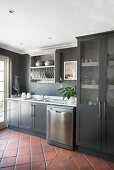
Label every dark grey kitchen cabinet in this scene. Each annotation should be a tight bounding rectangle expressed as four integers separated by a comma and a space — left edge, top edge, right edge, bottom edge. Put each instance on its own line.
19, 101, 46, 135
32, 103, 46, 134
76, 31, 114, 156
19, 102, 33, 130
7, 100, 19, 127
76, 35, 102, 151
102, 33, 114, 155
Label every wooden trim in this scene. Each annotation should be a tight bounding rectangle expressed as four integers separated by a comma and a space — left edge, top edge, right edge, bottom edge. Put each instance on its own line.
0, 56, 9, 129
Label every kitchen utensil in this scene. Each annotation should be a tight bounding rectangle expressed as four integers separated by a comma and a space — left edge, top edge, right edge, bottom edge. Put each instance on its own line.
27, 93, 31, 99
85, 59, 89, 63
21, 92, 27, 99
89, 59, 93, 62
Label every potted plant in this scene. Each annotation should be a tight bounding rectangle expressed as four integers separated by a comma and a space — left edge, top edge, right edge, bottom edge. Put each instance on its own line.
57, 86, 76, 103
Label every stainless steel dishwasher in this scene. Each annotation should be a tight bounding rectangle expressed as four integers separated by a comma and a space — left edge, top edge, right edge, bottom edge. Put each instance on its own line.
46, 105, 75, 150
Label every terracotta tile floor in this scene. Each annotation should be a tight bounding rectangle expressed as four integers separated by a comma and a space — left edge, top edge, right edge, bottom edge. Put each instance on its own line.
0, 129, 113, 170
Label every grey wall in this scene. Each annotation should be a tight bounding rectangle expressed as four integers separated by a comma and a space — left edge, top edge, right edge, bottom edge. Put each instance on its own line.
0, 48, 25, 95
0, 47, 77, 96
21, 47, 77, 96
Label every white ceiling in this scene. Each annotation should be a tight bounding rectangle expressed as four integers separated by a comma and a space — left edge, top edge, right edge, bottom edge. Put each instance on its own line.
0, 0, 114, 54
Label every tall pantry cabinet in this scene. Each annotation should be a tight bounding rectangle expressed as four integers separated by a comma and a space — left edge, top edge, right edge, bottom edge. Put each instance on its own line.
76, 32, 114, 157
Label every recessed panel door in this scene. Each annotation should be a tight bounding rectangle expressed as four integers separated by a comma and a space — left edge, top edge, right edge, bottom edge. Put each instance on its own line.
76, 36, 102, 151
102, 34, 114, 155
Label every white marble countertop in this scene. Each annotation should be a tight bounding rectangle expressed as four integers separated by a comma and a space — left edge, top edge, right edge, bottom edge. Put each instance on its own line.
6, 96, 76, 107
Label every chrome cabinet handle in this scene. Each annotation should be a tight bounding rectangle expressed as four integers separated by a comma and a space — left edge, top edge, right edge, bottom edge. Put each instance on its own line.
99, 102, 101, 119
31, 104, 33, 116
32, 104, 35, 117
104, 102, 106, 119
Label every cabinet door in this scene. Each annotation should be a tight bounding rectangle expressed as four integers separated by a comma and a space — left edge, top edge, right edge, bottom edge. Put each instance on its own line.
76, 36, 102, 151
102, 34, 114, 155
7, 100, 19, 127
19, 102, 33, 130
33, 103, 46, 134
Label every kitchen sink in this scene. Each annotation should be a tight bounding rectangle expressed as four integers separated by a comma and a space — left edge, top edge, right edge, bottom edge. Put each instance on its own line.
23, 98, 66, 104
44, 99, 66, 104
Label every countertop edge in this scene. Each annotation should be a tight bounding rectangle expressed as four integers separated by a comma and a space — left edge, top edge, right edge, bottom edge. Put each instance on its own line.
6, 98, 76, 107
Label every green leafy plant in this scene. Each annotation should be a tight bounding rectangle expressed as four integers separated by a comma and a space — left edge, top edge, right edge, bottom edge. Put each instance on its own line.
57, 86, 76, 100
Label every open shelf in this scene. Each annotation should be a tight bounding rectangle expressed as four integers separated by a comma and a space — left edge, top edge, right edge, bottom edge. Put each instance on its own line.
30, 78, 55, 83
31, 78, 54, 81
65, 77, 77, 80
81, 62, 99, 67
81, 84, 99, 89
108, 85, 114, 90
29, 49, 60, 83
30, 65, 55, 69
108, 61, 114, 66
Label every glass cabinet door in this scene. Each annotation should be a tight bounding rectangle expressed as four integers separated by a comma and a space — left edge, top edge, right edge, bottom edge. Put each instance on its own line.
102, 35, 114, 155
107, 37, 114, 106
79, 38, 101, 106
77, 36, 102, 151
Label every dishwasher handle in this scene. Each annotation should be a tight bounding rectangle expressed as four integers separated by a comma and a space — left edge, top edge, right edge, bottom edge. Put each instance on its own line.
48, 107, 72, 113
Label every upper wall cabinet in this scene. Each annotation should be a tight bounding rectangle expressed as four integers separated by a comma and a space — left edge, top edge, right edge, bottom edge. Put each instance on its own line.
29, 49, 60, 83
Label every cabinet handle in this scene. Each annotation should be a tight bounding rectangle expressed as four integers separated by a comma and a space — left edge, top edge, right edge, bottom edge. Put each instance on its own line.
104, 102, 106, 119
99, 102, 101, 119
32, 104, 35, 117
31, 104, 33, 116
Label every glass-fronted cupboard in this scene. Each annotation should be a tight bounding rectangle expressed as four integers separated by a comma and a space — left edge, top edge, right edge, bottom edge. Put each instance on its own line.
77, 36, 102, 151
77, 32, 114, 155
80, 39, 100, 105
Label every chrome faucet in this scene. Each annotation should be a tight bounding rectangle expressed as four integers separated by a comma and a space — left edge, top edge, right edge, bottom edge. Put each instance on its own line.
39, 94, 46, 101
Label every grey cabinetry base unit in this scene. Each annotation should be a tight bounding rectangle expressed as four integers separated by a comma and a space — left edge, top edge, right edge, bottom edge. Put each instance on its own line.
19, 102, 33, 130
7, 100, 46, 137
76, 31, 114, 159
7, 100, 19, 127
32, 103, 46, 134
19, 102, 46, 135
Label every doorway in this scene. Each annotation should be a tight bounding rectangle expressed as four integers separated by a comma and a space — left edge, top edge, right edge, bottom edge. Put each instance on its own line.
0, 56, 9, 129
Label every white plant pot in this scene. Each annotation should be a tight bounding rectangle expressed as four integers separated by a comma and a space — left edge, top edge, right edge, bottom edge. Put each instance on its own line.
68, 96, 75, 104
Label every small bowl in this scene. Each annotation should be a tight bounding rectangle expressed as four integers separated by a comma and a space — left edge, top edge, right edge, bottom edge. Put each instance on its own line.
36, 61, 44, 67
45, 60, 54, 66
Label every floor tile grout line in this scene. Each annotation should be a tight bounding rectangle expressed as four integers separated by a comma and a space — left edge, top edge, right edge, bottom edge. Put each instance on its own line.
0, 131, 12, 139
102, 159, 112, 169
83, 154, 95, 170
0, 130, 13, 165
40, 139, 47, 170
0, 130, 12, 138
93, 162, 111, 170
14, 132, 21, 170
54, 146, 61, 155
46, 149, 64, 168
71, 155, 80, 170
84, 154, 112, 169
63, 155, 72, 169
